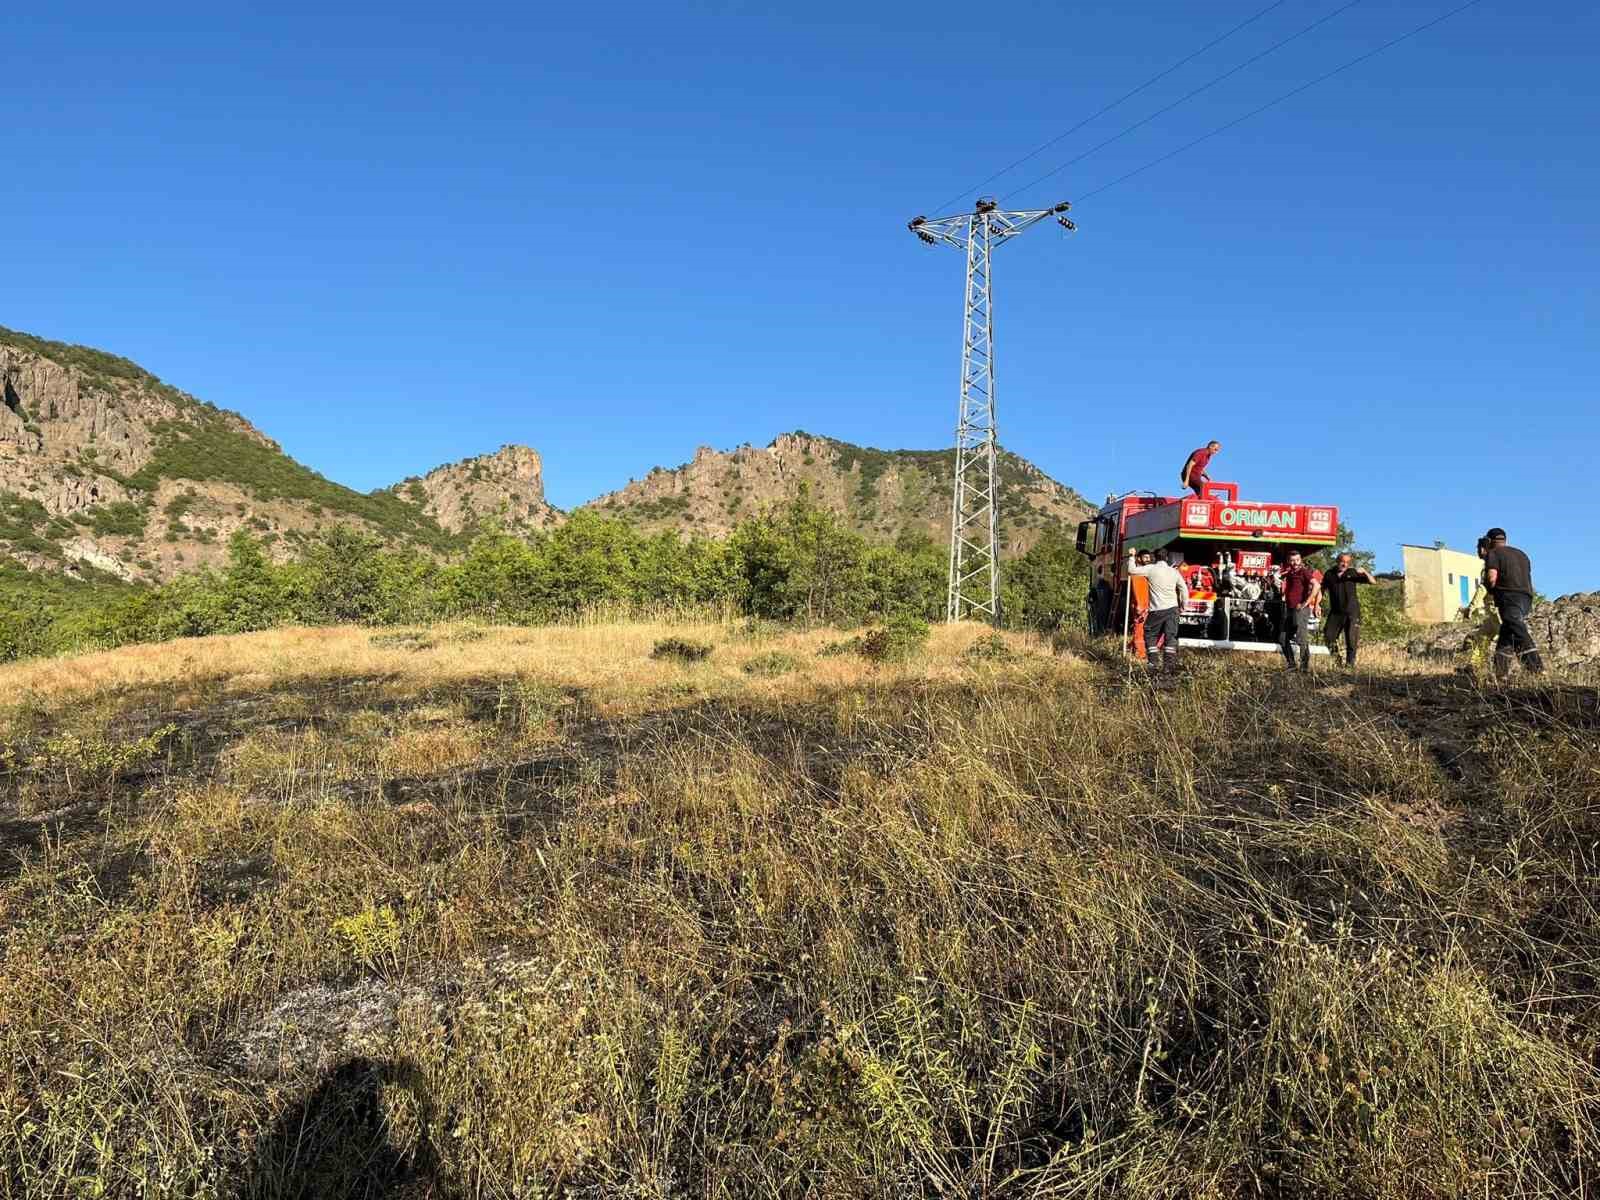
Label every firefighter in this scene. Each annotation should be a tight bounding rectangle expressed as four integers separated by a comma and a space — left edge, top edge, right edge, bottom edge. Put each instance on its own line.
1179, 440, 1221, 497
1481, 527, 1545, 677
1127, 550, 1153, 660
1126, 546, 1187, 674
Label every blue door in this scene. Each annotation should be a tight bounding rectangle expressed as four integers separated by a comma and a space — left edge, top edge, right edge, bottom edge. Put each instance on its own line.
1460, 576, 1471, 608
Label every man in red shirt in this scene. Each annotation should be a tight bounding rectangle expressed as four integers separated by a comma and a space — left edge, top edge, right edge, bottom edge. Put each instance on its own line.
1278, 550, 1320, 672
1180, 441, 1221, 497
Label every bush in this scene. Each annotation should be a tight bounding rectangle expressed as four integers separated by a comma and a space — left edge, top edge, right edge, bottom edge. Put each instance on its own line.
964, 633, 1017, 663
651, 636, 712, 664
369, 630, 436, 652
742, 650, 799, 677
859, 613, 930, 663
82, 501, 149, 539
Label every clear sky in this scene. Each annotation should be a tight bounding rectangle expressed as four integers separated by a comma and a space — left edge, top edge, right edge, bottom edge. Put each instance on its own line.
6, 2, 1596, 594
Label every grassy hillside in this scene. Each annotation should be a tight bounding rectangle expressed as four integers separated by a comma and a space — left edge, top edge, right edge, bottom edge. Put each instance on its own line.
115, 412, 458, 551
1, 622, 1594, 1196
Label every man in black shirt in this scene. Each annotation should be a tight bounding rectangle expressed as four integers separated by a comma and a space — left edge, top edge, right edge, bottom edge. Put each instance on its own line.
1321, 553, 1376, 666
1482, 527, 1544, 677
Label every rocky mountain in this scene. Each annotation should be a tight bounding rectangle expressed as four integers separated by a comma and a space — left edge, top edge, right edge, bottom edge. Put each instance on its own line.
0, 325, 1093, 586
385, 445, 563, 536
583, 431, 1093, 554
0, 325, 455, 583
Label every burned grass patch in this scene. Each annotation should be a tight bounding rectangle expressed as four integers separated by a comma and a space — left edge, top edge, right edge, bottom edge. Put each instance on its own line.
1, 629, 1597, 1196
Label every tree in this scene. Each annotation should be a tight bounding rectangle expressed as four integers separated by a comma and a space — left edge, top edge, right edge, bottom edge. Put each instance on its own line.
296, 526, 388, 624
216, 531, 288, 633
1307, 522, 1376, 573
1002, 529, 1089, 631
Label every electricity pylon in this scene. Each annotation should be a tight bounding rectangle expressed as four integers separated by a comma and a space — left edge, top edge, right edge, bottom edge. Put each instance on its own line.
908, 197, 1075, 623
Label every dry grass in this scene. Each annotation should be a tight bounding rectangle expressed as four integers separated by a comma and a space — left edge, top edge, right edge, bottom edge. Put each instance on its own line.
0, 621, 1595, 1198
0, 620, 1047, 718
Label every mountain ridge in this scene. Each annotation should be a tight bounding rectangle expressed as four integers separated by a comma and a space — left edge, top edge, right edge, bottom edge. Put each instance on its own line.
0, 324, 1090, 583
582, 431, 1092, 554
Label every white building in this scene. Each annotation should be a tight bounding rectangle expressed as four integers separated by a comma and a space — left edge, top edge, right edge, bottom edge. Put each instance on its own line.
1400, 544, 1488, 624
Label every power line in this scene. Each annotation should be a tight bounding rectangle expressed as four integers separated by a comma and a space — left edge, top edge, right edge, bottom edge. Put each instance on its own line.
1072, 0, 1488, 205
931, 0, 1292, 214
1007, 0, 1369, 199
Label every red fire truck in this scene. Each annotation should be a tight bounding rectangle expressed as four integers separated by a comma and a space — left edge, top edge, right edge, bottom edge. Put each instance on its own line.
1075, 480, 1339, 652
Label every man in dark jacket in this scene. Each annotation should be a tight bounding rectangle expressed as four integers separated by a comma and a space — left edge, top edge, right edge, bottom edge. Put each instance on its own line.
1321, 553, 1377, 667
1482, 528, 1545, 677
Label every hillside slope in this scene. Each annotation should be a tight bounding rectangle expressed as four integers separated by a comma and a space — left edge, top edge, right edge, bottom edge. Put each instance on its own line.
0, 326, 453, 582
585, 431, 1092, 553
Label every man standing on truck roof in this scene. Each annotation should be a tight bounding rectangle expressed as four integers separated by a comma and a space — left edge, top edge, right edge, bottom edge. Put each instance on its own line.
1482, 528, 1545, 678
1321, 553, 1377, 667
1278, 550, 1320, 673
1180, 441, 1221, 497
1126, 547, 1187, 675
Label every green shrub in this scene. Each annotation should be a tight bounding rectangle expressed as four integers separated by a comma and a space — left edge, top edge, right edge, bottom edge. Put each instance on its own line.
369, 630, 436, 652
651, 636, 712, 664
743, 650, 799, 677
82, 501, 150, 538
963, 633, 1017, 663
0, 492, 63, 559
859, 613, 929, 663
818, 635, 864, 657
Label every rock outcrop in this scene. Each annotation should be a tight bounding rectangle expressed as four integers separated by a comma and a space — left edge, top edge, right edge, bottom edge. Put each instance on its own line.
390, 444, 564, 535
0, 326, 452, 582
584, 431, 1091, 554
1407, 591, 1600, 674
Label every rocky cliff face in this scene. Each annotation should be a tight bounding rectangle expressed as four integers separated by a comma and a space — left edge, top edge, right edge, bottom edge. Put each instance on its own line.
389, 445, 563, 535
584, 432, 1091, 554
0, 327, 450, 583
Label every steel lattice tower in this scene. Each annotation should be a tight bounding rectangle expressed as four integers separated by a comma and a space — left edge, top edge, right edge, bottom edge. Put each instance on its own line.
909, 198, 1075, 622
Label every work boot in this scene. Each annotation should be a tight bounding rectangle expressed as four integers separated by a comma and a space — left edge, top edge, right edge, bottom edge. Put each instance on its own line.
1524, 650, 1546, 674
1493, 650, 1514, 681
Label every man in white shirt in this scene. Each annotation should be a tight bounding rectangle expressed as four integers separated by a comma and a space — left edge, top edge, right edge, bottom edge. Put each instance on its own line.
1126, 546, 1188, 673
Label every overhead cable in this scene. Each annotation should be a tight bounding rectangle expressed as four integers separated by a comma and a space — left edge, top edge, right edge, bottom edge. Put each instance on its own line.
1007, 0, 1369, 198
1071, 0, 1488, 204
930, 0, 1292, 214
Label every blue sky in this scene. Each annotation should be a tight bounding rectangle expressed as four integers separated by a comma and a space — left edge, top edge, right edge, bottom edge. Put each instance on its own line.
6, 2, 1596, 594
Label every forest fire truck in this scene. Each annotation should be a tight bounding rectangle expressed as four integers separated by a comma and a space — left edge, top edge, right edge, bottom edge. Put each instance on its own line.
1075, 481, 1339, 652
